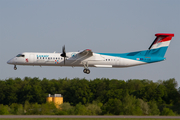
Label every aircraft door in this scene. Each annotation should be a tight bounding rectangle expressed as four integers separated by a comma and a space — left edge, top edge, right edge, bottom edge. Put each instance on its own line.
29, 54, 35, 63
116, 57, 120, 66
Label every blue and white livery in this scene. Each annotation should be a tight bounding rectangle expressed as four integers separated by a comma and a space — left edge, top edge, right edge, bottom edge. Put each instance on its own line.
7, 33, 174, 74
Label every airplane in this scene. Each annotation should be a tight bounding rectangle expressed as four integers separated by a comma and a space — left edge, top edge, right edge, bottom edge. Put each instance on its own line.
7, 33, 174, 74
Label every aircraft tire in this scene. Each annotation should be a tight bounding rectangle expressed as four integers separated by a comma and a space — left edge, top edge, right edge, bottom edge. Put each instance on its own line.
14, 65, 17, 70
83, 69, 87, 73
86, 69, 90, 74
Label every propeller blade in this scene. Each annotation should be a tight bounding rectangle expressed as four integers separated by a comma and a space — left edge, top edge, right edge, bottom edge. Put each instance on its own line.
61, 45, 66, 57
64, 57, 65, 65
60, 45, 66, 65
63, 45, 65, 53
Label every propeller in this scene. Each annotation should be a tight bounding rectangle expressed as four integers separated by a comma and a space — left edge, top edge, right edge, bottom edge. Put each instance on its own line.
61, 45, 66, 65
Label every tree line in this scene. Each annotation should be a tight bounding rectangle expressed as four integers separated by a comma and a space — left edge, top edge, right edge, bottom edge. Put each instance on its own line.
0, 77, 179, 115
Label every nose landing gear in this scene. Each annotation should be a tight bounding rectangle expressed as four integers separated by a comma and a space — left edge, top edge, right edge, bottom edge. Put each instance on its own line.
14, 65, 17, 70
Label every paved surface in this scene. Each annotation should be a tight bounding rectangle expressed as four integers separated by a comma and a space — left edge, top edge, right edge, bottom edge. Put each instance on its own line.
0, 115, 180, 118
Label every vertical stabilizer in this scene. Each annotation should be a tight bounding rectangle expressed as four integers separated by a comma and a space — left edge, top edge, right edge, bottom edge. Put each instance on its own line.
147, 33, 174, 57
149, 33, 174, 50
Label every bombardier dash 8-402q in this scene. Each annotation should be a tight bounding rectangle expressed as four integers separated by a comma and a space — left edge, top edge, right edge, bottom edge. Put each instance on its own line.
7, 33, 174, 74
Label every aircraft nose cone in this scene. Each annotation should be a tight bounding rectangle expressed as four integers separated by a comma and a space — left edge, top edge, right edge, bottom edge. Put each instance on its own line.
7, 60, 11, 64
7, 59, 13, 64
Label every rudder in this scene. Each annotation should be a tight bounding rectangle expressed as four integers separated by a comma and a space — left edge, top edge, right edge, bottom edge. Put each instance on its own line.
146, 33, 174, 57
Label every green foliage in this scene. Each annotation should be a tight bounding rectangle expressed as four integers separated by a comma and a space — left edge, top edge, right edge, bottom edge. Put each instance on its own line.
162, 78, 179, 105
161, 107, 175, 116
74, 103, 88, 115
9, 103, 23, 115
0, 77, 179, 115
26, 103, 41, 115
102, 98, 122, 115
24, 101, 58, 115
0, 104, 10, 115
64, 78, 93, 105
148, 101, 160, 115
86, 101, 102, 115
40, 102, 57, 115
55, 110, 68, 115
139, 99, 149, 115
121, 94, 142, 115
102, 95, 150, 115
59, 101, 102, 115
59, 102, 74, 115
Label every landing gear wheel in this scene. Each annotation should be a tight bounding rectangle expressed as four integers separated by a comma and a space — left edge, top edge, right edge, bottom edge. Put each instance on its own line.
83, 69, 90, 74
86, 69, 90, 74
83, 69, 87, 73
14, 65, 17, 70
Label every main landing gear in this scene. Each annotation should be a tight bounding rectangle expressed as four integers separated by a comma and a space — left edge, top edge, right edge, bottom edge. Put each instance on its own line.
14, 65, 17, 70
83, 69, 90, 74
83, 62, 90, 74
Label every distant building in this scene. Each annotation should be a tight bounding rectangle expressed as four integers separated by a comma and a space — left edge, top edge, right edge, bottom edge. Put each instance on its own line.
46, 94, 63, 108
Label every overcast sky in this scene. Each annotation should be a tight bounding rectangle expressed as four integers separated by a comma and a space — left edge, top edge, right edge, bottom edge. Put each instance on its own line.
0, 0, 180, 86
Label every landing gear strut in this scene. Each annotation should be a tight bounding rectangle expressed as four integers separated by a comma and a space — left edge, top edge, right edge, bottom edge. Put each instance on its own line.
83, 62, 90, 74
14, 65, 17, 70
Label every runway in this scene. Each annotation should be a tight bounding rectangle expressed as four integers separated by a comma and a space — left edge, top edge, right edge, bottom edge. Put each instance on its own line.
0, 115, 180, 118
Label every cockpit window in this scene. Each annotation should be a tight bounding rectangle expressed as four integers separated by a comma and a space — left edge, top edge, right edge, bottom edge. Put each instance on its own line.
16, 54, 25, 57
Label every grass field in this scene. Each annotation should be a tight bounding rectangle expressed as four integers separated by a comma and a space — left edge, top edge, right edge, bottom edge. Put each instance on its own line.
0, 118, 180, 120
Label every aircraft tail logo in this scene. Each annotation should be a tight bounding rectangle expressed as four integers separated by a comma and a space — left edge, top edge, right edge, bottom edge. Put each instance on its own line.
146, 33, 174, 57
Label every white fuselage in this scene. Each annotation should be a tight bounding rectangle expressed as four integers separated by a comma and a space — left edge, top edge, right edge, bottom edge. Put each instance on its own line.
7, 33, 174, 74
7, 52, 146, 68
